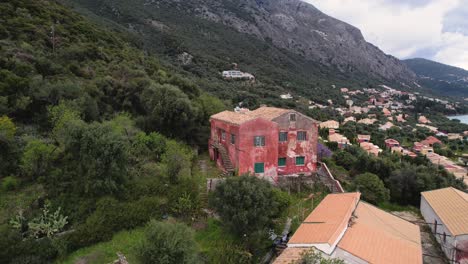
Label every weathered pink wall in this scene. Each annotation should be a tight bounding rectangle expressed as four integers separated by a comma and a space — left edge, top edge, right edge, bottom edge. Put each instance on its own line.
209, 119, 240, 168
274, 113, 318, 175
238, 118, 279, 179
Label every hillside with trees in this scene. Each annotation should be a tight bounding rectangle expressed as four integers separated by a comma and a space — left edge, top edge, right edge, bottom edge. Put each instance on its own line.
1, 1, 466, 264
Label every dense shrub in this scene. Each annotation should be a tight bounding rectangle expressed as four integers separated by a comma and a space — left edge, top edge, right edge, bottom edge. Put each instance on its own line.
66, 196, 167, 249
134, 220, 199, 264
1, 175, 19, 191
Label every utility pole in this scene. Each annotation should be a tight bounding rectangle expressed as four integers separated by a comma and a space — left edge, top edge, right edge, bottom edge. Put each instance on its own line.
50, 25, 56, 54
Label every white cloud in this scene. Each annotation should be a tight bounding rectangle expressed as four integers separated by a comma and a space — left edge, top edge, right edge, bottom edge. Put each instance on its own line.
304, 0, 468, 70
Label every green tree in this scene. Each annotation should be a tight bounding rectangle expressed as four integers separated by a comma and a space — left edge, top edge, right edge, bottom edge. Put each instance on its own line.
353, 173, 389, 204
135, 220, 198, 264
333, 150, 357, 170
60, 122, 128, 197
161, 140, 193, 184
20, 139, 57, 181
210, 175, 283, 237
295, 249, 344, 264
141, 84, 199, 140
0, 115, 16, 142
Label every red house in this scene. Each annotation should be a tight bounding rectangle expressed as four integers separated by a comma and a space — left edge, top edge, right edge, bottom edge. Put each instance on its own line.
385, 138, 400, 148
209, 106, 319, 182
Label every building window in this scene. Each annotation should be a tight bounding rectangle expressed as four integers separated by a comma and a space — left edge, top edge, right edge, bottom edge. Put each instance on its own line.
290, 113, 296, 121
254, 136, 265, 147
254, 162, 264, 173
279, 132, 288, 142
296, 156, 305, 165
231, 134, 236, 144
297, 131, 307, 141
443, 232, 446, 243
278, 158, 286, 167
221, 130, 226, 141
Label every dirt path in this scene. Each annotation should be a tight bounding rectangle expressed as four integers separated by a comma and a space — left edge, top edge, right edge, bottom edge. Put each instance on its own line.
392, 211, 448, 264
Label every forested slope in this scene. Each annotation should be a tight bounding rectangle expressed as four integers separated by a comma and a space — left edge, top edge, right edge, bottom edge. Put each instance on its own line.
0, 1, 225, 262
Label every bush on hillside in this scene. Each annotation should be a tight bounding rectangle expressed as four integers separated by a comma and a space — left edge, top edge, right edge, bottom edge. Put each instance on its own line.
134, 220, 199, 264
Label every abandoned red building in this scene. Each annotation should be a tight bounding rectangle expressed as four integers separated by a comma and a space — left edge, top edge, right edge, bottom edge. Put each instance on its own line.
209, 106, 319, 182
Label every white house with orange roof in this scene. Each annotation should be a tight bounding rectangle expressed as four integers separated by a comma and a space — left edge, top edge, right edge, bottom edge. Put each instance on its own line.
274, 193, 423, 264
421, 188, 468, 264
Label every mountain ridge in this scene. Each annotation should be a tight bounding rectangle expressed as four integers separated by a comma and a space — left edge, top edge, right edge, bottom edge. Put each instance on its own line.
404, 58, 468, 97
62, 0, 421, 103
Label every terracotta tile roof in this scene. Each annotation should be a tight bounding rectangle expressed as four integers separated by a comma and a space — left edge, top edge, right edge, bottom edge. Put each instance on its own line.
288, 193, 360, 245
421, 187, 468, 236
338, 202, 423, 264
248, 106, 291, 120
272, 248, 308, 264
279, 194, 423, 264
421, 136, 442, 146
210, 107, 293, 125
210, 110, 256, 125
357, 134, 370, 140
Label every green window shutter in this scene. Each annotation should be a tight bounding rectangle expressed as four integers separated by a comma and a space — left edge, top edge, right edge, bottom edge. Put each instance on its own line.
296, 156, 305, 165
278, 158, 286, 167
254, 162, 264, 173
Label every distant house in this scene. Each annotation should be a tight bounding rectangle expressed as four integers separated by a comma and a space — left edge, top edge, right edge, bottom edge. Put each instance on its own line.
274, 193, 422, 264
421, 136, 443, 147
328, 130, 350, 148
280, 93, 293, 100
418, 115, 431, 124
382, 107, 391, 116
447, 133, 463, 141
357, 134, 370, 143
319, 120, 339, 129
420, 188, 468, 264
340, 88, 349, 93
379, 122, 394, 131
413, 142, 434, 155
209, 106, 319, 182
396, 114, 406, 122
343, 116, 356, 124
416, 124, 438, 133
358, 118, 377, 125
360, 142, 382, 156
385, 138, 400, 148
222, 70, 255, 80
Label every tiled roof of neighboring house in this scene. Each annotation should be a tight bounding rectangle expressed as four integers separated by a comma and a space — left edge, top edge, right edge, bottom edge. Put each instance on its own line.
421, 187, 468, 236
421, 136, 442, 146
288, 193, 360, 245
385, 138, 400, 145
319, 120, 340, 129
210, 106, 299, 125
358, 118, 377, 125
272, 248, 309, 264
337, 202, 422, 264
210, 110, 256, 125
357, 134, 371, 141
276, 193, 422, 264
247, 106, 291, 120
328, 133, 350, 144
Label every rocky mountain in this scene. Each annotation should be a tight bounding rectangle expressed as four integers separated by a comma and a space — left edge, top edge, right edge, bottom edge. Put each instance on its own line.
193, 0, 416, 82
404, 58, 468, 97
62, 0, 418, 101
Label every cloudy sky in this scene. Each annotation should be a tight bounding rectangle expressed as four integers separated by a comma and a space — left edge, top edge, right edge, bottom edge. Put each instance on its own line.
305, 0, 468, 70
